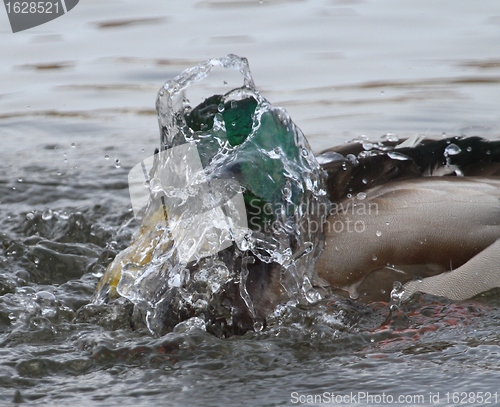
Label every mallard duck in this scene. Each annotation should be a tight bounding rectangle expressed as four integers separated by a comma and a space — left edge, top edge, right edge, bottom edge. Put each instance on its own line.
94, 55, 500, 335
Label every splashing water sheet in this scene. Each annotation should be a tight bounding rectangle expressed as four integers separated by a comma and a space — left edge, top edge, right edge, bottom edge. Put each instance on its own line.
95, 55, 330, 336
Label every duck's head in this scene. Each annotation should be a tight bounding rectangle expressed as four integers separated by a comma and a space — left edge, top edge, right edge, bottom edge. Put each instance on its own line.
95, 55, 329, 336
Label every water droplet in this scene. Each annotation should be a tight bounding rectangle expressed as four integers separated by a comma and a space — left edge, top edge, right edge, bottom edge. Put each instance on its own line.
42, 209, 53, 220
26, 212, 35, 220
466, 146, 472, 152
149, 178, 162, 193
357, 150, 374, 159
362, 142, 373, 151
238, 237, 251, 251
71, 143, 76, 148
282, 185, 292, 202
305, 288, 322, 303
356, 192, 366, 200
376, 230, 382, 237
36, 290, 56, 304
349, 291, 360, 300
372, 255, 378, 261
444, 143, 461, 156
383, 133, 399, 142
104, 155, 109, 160
347, 193, 352, 198
253, 320, 264, 332
389, 281, 405, 308
217, 103, 225, 112
346, 154, 359, 166
362, 178, 368, 184
385, 221, 390, 226
387, 151, 410, 161
115, 159, 121, 168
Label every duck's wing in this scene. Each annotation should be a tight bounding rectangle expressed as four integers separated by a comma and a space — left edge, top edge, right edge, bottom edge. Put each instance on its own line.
402, 238, 500, 301
316, 177, 500, 302
319, 136, 500, 202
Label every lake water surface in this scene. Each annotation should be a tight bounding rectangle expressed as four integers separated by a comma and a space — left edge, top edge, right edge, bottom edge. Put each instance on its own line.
2, 1, 500, 405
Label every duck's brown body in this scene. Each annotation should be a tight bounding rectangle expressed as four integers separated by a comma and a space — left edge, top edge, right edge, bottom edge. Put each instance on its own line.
316, 136, 500, 303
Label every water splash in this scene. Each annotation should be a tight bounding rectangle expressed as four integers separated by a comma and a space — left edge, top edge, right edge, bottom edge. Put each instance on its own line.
95, 55, 329, 336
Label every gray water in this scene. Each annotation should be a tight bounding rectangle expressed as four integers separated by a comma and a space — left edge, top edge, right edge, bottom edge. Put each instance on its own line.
2, 1, 500, 405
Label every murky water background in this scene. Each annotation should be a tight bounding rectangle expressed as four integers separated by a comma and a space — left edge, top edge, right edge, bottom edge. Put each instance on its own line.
2, 0, 500, 405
